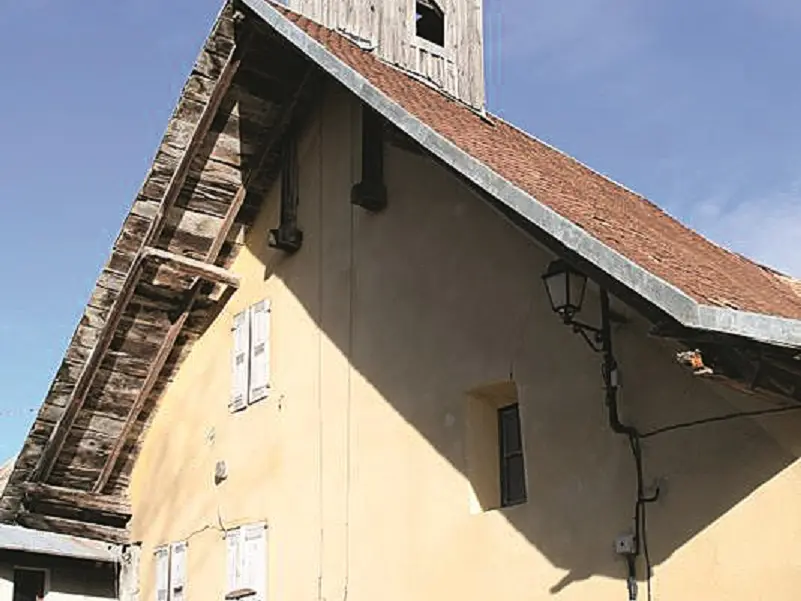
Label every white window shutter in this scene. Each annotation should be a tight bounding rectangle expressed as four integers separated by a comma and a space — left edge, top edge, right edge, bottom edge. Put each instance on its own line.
155, 546, 170, 601
242, 523, 268, 601
170, 542, 187, 601
226, 528, 242, 593
231, 310, 251, 412
249, 301, 271, 404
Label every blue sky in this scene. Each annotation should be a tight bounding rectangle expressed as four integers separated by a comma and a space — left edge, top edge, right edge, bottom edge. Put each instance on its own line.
0, 0, 800, 462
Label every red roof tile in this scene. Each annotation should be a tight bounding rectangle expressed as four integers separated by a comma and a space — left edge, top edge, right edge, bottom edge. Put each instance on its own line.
275, 5, 801, 321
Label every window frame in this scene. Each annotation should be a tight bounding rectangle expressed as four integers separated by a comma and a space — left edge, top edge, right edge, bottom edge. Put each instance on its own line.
12, 567, 49, 601
231, 300, 272, 413
415, 0, 445, 47
498, 403, 527, 508
226, 523, 267, 601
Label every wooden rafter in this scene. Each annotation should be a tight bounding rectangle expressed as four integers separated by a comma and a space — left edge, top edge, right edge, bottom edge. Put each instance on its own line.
142, 247, 241, 288
23, 483, 131, 518
93, 67, 319, 493
31, 36, 249, 484
17, 512, 128, 545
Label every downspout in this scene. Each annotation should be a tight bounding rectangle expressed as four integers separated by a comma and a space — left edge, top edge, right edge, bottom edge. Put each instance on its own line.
600, 290, 657, 600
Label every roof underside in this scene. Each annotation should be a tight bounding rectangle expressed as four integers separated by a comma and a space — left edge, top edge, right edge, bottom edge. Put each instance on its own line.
0, 523, 118, 563
2, 0, 801, 543
0, 3, 321, 543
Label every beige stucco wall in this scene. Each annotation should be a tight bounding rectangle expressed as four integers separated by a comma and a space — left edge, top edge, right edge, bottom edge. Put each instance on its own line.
130, 81, 801, 600
0, 555, 116, 601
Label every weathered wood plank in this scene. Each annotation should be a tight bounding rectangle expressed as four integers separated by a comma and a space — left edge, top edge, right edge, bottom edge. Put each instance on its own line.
180, 72, 219, 108
87, 283, 121, 315
143, 247, 240, 288
72, 410, 127, 438
93, 67, 320, 493
116, 213, 153, 254
106, 248, 137, 276
101, 352, 153, 379
35, 405, 67, 426
94, 288, 201, 493
23, 483, 131, 518
144, 27, 249, 247
96, 269, 126, 293
17, 512, 128, 544
130, 195, 161, 221
48, 463, 130, 493
56, 427, 116, 469
32, 254, 148, 481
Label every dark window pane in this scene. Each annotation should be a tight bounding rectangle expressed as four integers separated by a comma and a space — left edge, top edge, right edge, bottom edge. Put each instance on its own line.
416, 1, 445, 46
14, 570, 45, 601
504, 454, 527, 505
498, 404, 527, 507
499, 406, 521, 454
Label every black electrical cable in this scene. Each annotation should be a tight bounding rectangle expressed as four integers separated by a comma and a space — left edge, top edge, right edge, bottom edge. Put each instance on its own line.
640, 503, 652, 601
627, 433, 655, 601
640, 404, 801, 440
599, 290, 658, 601
586, 290, 801, 600
632, 398, 801, 601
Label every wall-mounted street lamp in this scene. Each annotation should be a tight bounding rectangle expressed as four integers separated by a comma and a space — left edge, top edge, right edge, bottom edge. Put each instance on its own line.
542, 259, 604, 352
542, 258, 657, 601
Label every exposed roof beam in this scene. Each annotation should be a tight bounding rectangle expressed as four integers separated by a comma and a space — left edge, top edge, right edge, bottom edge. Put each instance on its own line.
17, 512, 128, 545
142, 247, 241, 288
93, 67, 319, 494
31, 36, 248, 484
23, 484, 131, 519
143, 29, 252, 248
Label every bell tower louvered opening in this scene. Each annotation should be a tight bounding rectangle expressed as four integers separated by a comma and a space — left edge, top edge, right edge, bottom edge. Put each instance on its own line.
287, 0, 486, 110
416, 0, 445, 46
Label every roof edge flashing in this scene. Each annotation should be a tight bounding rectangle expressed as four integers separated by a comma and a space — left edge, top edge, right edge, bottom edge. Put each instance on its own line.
695, 306, 801, 348
240, 0, 801, 350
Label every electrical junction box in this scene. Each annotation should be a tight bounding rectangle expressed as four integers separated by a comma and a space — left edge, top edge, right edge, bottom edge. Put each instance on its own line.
615, 533, 636, 556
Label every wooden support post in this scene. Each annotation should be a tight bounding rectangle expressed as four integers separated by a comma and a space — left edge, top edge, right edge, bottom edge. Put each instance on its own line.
32, 38, 247, 484
142, 247, 241, 288
93, 68, 319, 493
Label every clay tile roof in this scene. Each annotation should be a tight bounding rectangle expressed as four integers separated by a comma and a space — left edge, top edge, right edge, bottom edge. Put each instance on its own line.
273, 4, 801, 322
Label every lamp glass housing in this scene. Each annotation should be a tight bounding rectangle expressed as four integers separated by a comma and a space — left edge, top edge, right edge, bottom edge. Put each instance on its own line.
543, 260, 588, 321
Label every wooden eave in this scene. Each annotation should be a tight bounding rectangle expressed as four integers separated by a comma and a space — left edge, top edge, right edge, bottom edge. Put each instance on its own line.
0, 1, 322, 543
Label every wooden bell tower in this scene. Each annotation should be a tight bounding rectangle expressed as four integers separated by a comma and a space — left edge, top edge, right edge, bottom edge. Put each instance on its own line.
286, 0, 486, 110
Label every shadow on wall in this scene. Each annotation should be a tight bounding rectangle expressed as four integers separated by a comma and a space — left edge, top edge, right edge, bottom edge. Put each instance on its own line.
0, 552, 117, 600
243, 89, 801, 595
139, 73, 801, 596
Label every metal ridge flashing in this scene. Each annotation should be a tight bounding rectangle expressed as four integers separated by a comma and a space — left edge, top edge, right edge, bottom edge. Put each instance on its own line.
240, 0, 801, 350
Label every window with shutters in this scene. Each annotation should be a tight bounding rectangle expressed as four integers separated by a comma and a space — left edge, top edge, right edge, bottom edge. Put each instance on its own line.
170, 542, 187, 601
230, 301, 272, 413
226, 524, 267, 601
155, 546, 170, 601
